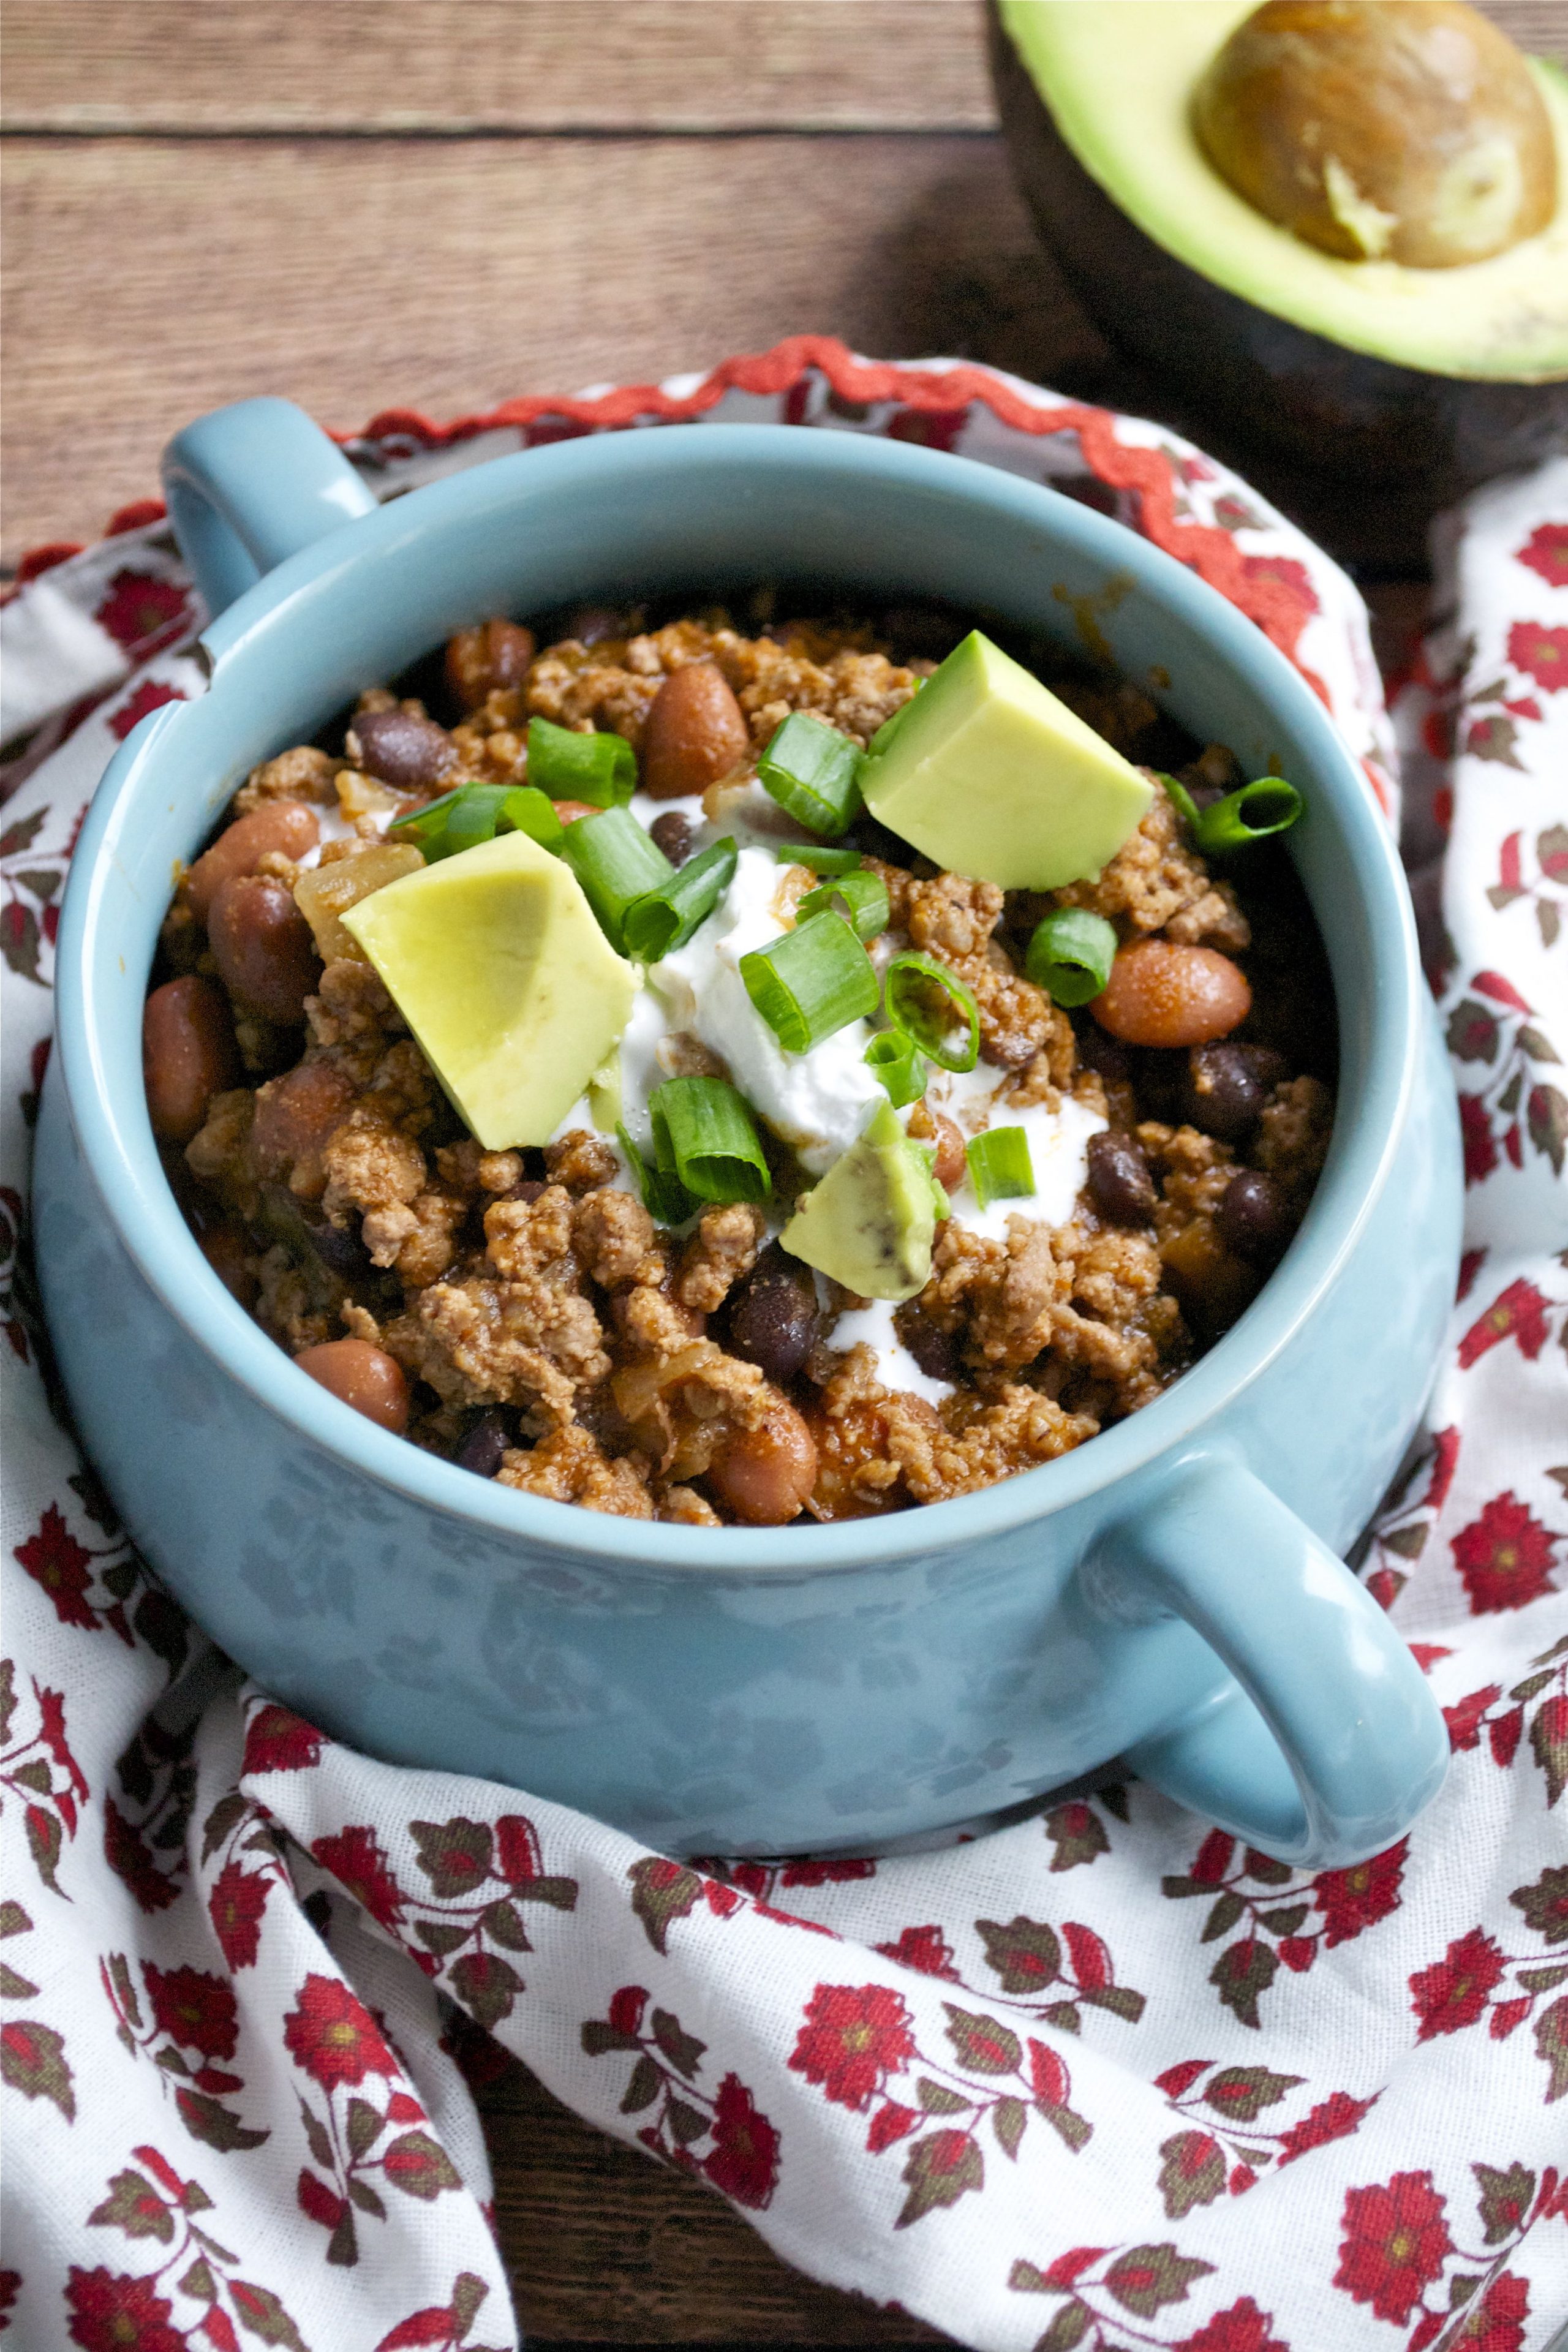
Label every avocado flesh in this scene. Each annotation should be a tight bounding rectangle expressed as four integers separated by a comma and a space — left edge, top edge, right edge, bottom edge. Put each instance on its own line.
998, 1, 1568, 383
342, 830, 636, 1151
859, 631, 1152, 891
781, 1101, 943, 1303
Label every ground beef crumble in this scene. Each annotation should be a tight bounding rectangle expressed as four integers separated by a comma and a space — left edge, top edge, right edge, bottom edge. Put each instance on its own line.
161, 604, 1336, 1525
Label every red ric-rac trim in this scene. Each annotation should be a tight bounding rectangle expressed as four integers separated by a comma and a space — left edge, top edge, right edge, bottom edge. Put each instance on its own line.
12, 335, 1316, 671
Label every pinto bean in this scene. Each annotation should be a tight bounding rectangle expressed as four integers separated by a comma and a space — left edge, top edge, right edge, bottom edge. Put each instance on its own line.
143, 976, 240, 1143
1092, 941, 1251, 1048
640, 663, 750, 799
252, 1060, 357, 1193
909, 1106, 967, 1193
706, 1400, 818, 1525
444, 619, 537, 711
186, 801, 319, 924
350, 708, 461, 791
208, 875, 322, 1025
293, 1338, 409, 1433
550, 799, 598, 825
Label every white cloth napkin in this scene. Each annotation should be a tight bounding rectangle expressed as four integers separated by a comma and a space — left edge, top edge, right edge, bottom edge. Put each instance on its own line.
2, 345, 1564, 2352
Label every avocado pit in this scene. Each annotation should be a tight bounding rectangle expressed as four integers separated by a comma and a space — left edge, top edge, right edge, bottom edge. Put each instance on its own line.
1194, 0, 1556, 267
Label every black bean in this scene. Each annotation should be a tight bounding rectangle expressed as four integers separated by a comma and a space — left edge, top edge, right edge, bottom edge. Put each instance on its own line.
1182, 1043, 1287, 1142
455, 1410, 511, 1479
351, 708, 461, 791
1087, 1129, 1157, 1224
725, 1243, 820, 1383
1216, 1170, 1292, 1262
308, 1219, 374, 1281
899, 1313, 962, 1384
1074, 1020, 1131, 1084
649, 811, 695, 866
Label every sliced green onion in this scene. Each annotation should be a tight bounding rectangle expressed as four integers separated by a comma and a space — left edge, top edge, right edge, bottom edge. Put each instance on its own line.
967, 1126, 1035, 1210
387, 780, 564, 861
740, 911, 880, 1054
757, 712, 862, 838
560, 804, 673, 953
1025, 908, 1117, 1006
772, 841, 864, 876
884, 951, 980, 1073
388, 782, 465, 847
617, 1121, 694, 1225
498, 785, 565, 852
1161, 771, 1303, 854
649, 1076, 772, 1205
864, 1030, 927, 1108
622, 836, 737, 963
526, 716, 637, 807
798, 869, 889, 944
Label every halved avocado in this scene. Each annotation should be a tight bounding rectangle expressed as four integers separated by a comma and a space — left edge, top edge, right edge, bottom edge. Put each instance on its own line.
989, 0, 1568, 489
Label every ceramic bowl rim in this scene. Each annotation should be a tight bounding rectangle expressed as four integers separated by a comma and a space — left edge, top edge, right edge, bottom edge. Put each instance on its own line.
53, 421, 1422, 1577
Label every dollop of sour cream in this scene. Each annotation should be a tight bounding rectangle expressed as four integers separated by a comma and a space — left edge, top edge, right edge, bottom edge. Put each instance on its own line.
650, 845, 884, 1175
829, 1295, 954, 1405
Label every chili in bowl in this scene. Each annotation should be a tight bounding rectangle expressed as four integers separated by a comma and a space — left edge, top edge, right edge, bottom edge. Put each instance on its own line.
147, 597, 1331, 1531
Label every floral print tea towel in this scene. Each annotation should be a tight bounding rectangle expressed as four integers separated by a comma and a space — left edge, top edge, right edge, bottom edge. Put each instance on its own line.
1, 344, 1565, 2352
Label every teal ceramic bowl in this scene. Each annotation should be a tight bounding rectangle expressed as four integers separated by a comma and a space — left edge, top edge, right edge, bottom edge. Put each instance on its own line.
34, 402, 1460, 1865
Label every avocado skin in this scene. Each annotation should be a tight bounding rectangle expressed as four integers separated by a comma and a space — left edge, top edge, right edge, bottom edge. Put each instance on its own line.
987, 0, 1568, 498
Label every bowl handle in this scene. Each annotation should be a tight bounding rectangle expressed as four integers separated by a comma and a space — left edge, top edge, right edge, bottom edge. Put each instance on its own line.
161, 397, 379, 620
1091, 1458, 1449, 1868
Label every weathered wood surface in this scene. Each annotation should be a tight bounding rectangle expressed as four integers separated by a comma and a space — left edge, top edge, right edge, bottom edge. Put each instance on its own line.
1, 130, 1107, 565
2, 0, 996, 132
4, 0, 1559, 133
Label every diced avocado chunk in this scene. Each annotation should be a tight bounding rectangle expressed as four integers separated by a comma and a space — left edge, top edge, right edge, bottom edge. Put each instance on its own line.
780, 1099, 946, 1302
342, 830, 636, 1150
858, 630, 1153, 889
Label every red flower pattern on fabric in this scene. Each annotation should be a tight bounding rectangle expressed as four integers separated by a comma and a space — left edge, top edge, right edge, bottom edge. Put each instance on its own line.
1312, 1839, 1407, 1947
6, 341, 1568, 2352
873, 1924, 960, 1980
93, 570, 188, 652
1333, 2170, 1452, 2324
106, 680, 186, 742
1448, 2271, 1529, 2352
789, 1983, 916, 2110
64, 2267, 185, 2352
1460, 1093, 1500, 1184
1507, 620, 1568, 693
1516, 521, 1568, 586
1409, 1927, 1507, 2039
208, 1858, 270, 1971
1451, 1493, 1560, 1612
241, 1703, 325, 1775
282, 1973, 397, 2091
143, 1963, 238, 2060
1175, 2296, 1289, 2352
13, 1503, 96, 1629
311, 1825, 406, 1932
701, 2071, 780, 2207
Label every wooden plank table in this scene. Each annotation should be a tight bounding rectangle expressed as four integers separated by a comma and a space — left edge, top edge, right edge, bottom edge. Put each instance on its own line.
2, 2, 1558, 2337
